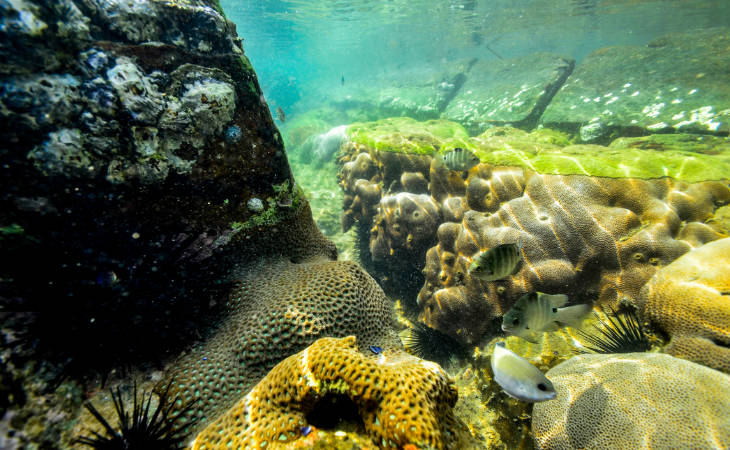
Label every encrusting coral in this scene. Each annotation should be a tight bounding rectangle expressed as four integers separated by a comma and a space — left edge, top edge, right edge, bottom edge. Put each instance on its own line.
191, 336, 472, 449
638, 237, 730, 373
531, 352, 730, 449
159, 256, 401, 435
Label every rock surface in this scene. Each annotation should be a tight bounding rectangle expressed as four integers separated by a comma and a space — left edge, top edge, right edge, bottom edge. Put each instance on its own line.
638, 237, 730, 373
532, 352, 730, 449
541, 28, 730, 137
442, 53, 574, 134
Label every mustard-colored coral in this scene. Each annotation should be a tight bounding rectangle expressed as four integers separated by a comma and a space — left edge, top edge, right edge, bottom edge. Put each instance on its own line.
532, 353, 730, 449
638, 237, 730, 372
192, 336, 470, 449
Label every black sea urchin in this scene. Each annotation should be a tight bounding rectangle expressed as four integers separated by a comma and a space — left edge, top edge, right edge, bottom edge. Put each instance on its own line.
576, 306, 651, 354
405, 322, 469, 363
75, 382, 196, 450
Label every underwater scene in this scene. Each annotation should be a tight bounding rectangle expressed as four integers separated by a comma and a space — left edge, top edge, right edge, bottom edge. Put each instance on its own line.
1, 0, 729, 448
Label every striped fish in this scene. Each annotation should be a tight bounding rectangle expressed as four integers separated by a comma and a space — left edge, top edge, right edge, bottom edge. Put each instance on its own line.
469, 243, 522, 282
501, 292, 592, 343
438, 147, 480, 173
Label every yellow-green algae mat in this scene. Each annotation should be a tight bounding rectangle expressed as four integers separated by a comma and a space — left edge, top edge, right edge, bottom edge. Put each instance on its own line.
345, 117, 730, 182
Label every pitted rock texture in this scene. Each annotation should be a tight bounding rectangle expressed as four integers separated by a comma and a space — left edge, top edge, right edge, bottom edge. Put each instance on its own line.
541, 27, 730, 137
638, 237, 730, 373
532, 353, 730, 450
191, 336, 471, 450
161, 257, 401, 434
338, 119, 730, 345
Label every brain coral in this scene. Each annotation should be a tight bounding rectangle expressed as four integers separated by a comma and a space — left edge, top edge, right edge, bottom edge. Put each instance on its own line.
638, 237, 730, 373
531, 352, 730, 449
191, 336, 471, 449
160, 257, 400, 434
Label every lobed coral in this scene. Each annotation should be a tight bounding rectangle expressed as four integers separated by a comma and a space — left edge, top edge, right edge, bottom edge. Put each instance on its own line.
191, 336, 471, 449
160, 257, 400, 435
337, 118, 730, 346
531, 352, 730, 449
637, 237, 730, 372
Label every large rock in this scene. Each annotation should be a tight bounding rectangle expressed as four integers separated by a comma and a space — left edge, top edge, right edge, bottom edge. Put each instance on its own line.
442, 53, 574, 134
541, 28, 730, 139
0, 3, 337, 447
638, 237, 730, 373
532, 353, 730, 449
325, 61, 474, 121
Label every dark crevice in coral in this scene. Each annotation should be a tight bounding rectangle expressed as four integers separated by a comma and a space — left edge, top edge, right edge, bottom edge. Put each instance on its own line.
305, 392, 364, 431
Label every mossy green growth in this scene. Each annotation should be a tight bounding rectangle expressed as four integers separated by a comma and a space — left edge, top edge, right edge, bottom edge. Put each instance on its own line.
231, 180, 304, 232
347, 118, 730, 182
346, 117, 469, 155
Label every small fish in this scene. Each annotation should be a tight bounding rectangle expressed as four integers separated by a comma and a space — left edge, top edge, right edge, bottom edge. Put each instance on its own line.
502, 292, 593, 343
301, 425, 312, 436
369, 345, 383, 355
276, 106, 286, 123
469, 243, 522, 282
491, 342, 556, 402
437, 147, 480, 174
341, 74, 345, 85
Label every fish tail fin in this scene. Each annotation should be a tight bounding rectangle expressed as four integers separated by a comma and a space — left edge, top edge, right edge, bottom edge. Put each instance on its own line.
555, 303, 593, 328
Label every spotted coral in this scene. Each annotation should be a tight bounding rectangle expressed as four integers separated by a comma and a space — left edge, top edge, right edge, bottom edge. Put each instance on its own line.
191, 336, 471, 449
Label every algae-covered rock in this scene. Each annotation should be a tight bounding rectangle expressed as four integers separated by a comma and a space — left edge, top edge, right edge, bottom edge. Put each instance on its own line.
541, 27, 730, 136
346, 117, 470, 154
0, 1, 335, 446
532, 353, 730, 449
638, 237, 730, 373
442, 53, 574, 134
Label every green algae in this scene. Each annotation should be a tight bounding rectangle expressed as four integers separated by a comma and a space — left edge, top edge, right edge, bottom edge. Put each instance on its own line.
346, 118, 730, 182
231, 181, 305, 232
346, 117, 469, 155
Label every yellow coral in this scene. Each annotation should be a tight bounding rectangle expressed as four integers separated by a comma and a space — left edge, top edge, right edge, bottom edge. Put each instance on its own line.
638, 237, 730, 372
192, 336, 470, 449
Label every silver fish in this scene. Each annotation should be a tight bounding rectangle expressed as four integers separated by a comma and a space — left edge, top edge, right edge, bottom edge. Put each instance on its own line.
469, 243, 522, 282
491, 342, 556, 402
502, 292, 593, 343
438, 147, 480, 172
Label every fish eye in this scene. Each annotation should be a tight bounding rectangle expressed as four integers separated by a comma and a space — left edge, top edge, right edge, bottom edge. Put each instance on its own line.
537, 383, 548, 391
512, 318, 519, 325
552, 307, 558, 313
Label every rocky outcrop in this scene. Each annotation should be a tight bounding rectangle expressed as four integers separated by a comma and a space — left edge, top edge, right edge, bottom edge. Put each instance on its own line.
442, 53, 574, 134
0, 1, 337, 446
541, 28, 730, 139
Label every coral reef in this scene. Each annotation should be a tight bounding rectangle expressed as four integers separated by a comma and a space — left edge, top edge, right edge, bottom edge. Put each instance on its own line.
191, 336, 473, 449
161, 257, 400, 435
337, 118, 730, 345
637, 237, 730, 373
531, 352, 730, 449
